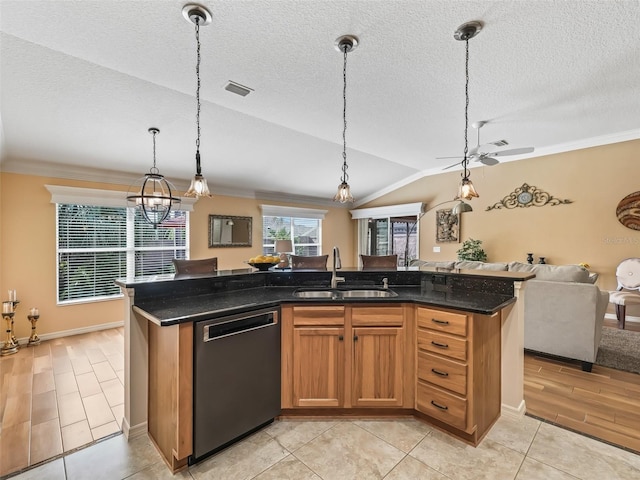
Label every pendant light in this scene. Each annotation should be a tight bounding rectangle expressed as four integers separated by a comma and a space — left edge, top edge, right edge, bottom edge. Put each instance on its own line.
183, 4, 212, 198
333, 35, 358, 203
127, 128, 181, 228
454, 21, 483, 201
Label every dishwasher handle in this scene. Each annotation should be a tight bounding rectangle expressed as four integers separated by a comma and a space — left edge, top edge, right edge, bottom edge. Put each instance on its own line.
203, 310, 278, 342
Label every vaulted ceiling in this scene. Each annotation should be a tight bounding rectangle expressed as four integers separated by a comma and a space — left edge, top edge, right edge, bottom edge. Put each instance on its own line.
1, 1, 639, 206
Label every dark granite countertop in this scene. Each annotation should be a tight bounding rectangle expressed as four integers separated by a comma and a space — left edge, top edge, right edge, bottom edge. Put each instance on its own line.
133, 285, 516, 326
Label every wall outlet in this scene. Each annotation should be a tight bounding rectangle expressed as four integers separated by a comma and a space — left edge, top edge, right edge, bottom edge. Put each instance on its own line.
433, 246, 441, 253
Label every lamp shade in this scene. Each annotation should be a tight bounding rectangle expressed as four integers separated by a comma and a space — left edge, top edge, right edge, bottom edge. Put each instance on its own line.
274, 240, 293, 253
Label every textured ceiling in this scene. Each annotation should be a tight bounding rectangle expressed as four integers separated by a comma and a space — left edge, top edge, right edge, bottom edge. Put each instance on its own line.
1, 0, 639, 206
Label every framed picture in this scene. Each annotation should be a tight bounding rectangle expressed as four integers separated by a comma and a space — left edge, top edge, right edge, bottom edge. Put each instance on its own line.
436, 208, 459, 243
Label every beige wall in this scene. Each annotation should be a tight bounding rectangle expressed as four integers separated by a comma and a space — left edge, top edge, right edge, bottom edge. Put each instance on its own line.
363, 139, 640, 297
2, 139, 637, 338
0, 173, 354, 338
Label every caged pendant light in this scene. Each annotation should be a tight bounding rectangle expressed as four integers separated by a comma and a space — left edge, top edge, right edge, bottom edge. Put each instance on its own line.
454, 21, 483, 201
183, 4, 213, 198
127, 128, 181, 228
333, 35, 358, 204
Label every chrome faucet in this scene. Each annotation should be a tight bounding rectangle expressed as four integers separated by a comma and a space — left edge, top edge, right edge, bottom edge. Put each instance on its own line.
382, 277, 388, 289
331, 246, 345, 289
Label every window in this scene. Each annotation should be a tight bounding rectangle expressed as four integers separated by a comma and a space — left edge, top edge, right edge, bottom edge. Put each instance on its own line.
57, 205, 188, 304
47, 185, 195, 305
351, 203, 423, 267
260, 205, 327, 256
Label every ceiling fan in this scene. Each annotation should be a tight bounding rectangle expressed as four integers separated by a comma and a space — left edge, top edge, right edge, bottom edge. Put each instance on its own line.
439, 121, 535, 170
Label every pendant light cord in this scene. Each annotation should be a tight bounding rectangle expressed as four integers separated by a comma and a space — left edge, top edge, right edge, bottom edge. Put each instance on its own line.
462, 38, 470, 179
151, 129, 158, 174
195, 16, 202, 175
341, 45, 349, 183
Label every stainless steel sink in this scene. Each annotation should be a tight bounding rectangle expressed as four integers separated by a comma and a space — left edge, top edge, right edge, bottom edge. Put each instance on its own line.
340, 289, 397, 298
292, 290, 338, 298
292, 288, 397, 299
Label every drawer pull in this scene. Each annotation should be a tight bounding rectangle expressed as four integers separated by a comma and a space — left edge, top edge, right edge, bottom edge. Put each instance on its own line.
338, 335, 344, 341
431, 340, 449, 349
431, 368, 449, 377
430, 400, 448, 411
431, 318, 450, 325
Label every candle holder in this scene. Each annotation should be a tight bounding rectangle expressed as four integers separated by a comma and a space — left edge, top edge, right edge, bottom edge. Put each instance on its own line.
27, 314, 41, 346
2, 311, 19, 356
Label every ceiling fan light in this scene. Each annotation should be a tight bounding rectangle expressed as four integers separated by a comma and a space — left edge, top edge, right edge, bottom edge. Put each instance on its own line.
334, 181, 354, 204
457, 177, 479, 201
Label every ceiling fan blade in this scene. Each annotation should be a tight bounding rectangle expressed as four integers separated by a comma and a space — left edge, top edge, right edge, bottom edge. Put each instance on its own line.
478, 156, 499, 166
492, 147, 535, 157
442, 161, 461, 170
435, 155, 463, 160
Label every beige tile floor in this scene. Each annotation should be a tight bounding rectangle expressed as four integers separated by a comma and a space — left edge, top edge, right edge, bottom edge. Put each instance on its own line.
7, 414, 640, 480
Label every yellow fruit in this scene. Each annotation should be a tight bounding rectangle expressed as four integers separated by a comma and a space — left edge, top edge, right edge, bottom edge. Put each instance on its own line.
256, 255, 267, 262
249, 257, 257, 263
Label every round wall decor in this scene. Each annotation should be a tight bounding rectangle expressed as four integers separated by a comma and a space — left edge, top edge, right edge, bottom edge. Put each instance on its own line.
616, 191, 640, 231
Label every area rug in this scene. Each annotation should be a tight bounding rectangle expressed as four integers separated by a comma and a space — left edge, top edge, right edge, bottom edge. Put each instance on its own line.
596, 327, 640, 374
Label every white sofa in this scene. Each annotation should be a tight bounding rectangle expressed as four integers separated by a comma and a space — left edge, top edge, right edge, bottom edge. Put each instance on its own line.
414, 260, 610, 371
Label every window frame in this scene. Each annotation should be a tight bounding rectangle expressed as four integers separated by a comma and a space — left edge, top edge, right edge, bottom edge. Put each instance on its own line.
47, 185, 195, 306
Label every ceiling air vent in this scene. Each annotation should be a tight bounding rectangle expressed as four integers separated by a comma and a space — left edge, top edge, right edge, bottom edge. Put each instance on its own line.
224, 81, 253, 97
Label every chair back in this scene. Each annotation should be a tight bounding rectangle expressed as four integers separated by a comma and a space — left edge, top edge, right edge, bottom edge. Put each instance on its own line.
173, 257, 218, 275
360, 254, 398, 269
290, 255, 328, 270
616, 258, 640, 290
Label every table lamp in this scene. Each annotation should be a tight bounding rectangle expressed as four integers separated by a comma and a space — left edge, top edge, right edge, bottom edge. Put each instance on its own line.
274, 240, 293, 268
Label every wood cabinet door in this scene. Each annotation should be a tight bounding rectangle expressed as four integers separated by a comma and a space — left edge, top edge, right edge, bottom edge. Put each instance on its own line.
293, 327, 345, 407
352, 327, 404, 407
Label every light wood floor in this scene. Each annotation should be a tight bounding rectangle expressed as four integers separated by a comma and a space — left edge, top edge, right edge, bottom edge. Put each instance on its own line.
0, 328, 124, 477
524, 318, 640, 454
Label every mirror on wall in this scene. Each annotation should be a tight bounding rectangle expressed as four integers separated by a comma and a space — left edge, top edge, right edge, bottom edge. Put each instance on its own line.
208, 215, 252, 247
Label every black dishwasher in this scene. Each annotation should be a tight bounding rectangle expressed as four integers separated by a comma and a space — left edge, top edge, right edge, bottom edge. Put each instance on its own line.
192, 307, 281, 463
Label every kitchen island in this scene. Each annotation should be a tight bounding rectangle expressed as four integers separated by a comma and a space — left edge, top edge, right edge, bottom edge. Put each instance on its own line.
116, 267, 532, 471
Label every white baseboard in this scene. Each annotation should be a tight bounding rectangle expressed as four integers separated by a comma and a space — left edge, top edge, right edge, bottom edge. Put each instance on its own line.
502, 400, 526, 419
16, 320, 124, 344
122, 417, 147, 440
605, 313, 640, 324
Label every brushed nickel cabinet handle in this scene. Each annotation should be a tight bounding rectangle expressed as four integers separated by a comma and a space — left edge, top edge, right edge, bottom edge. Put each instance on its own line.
431, 368, 449, 377
431, 340, 449, 349
431, 400, 448, 411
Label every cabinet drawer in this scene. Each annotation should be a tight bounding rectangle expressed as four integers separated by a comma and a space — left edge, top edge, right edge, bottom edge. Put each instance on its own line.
292, 306, 345, 326
416, 381, 467, 431
417, 351, 467, 396
417, 308, 467, 337
351, 306, 404, 326
417, 329, 467, 362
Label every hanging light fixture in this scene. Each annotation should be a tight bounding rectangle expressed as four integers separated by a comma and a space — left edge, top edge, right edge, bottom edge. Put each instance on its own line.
183, 4, 213, 198
127, 128, 181, 228
333, 35, 358, 203
454, 21, 483, 201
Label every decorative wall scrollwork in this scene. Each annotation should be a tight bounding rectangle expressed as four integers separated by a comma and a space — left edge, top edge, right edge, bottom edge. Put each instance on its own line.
486, 183, 572, 211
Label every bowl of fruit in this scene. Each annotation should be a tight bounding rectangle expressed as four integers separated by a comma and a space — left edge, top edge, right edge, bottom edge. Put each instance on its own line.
247, 255, 281, 271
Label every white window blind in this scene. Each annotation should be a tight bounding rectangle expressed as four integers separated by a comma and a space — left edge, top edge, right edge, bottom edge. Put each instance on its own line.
57, 204, 188, 304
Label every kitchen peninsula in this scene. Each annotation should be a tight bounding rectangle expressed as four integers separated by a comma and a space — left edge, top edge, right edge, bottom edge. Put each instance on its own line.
116, 267, 533, 472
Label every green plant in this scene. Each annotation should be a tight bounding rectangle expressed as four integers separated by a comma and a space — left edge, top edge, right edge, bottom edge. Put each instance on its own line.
457, 238, 487, 262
